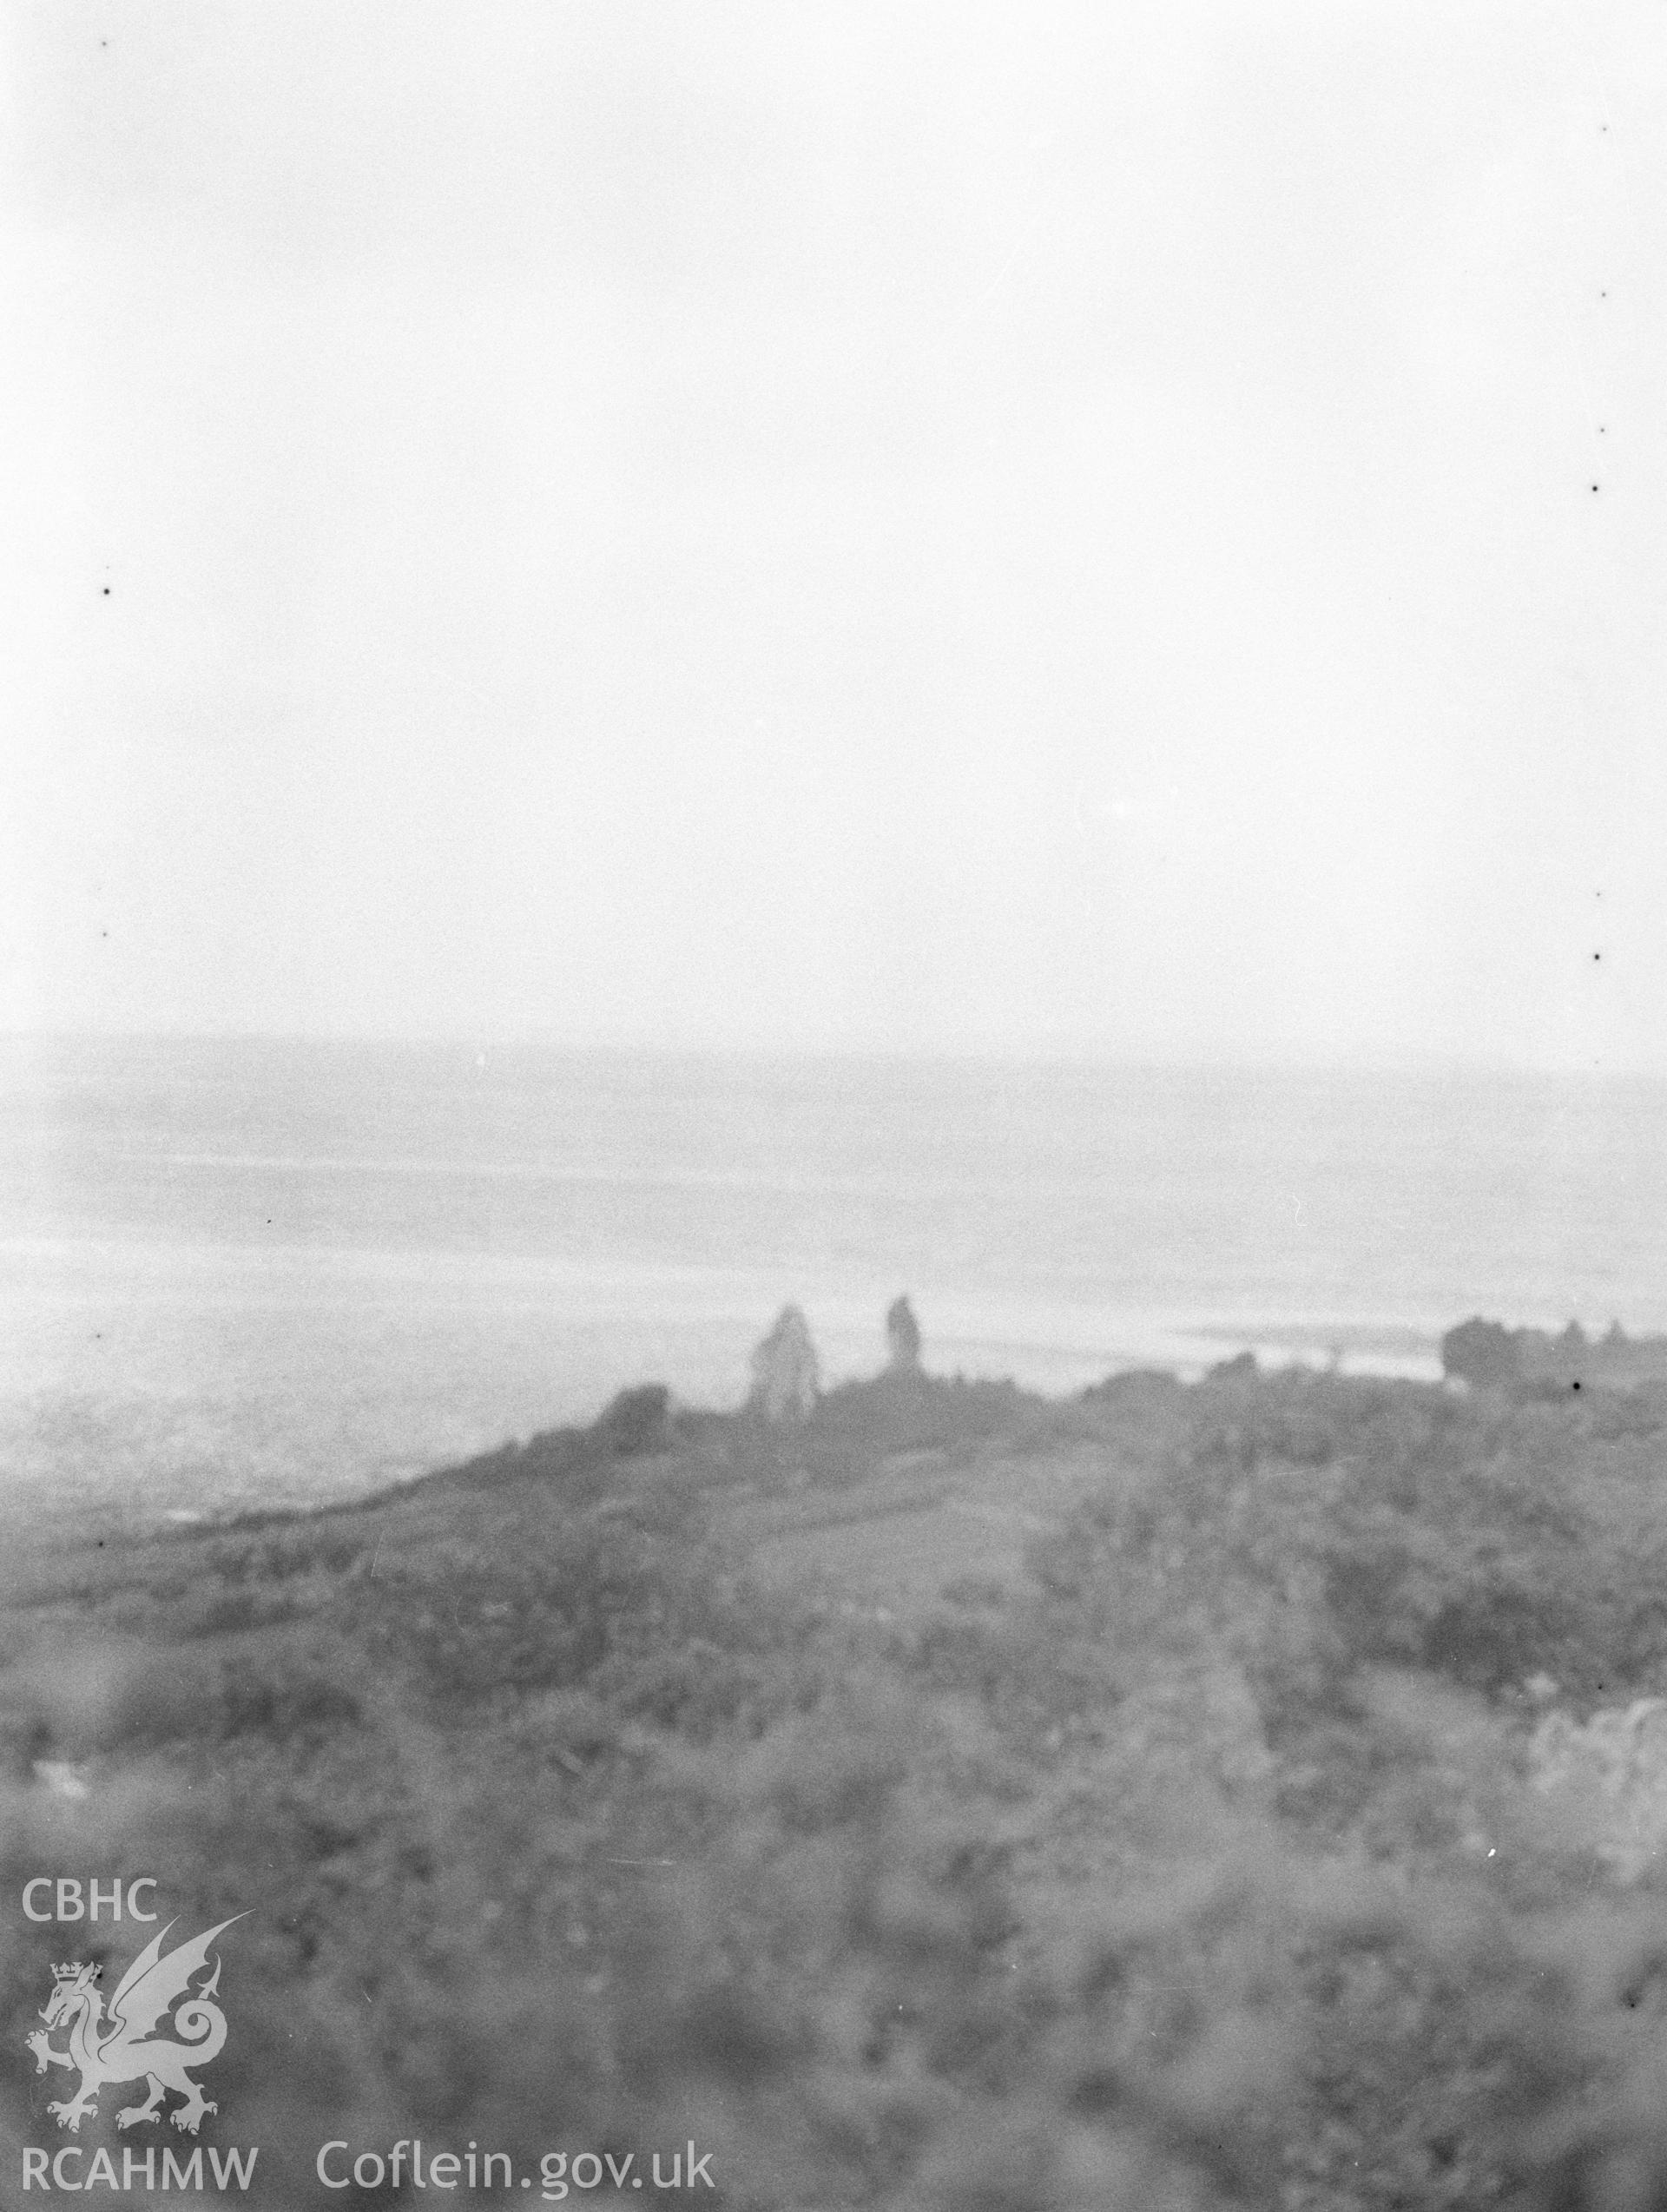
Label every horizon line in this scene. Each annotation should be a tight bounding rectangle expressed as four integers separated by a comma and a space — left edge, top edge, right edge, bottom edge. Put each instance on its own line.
3, 1025, 1664, 1082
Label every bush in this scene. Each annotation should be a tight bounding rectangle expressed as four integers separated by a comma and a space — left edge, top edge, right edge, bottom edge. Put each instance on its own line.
15, 1368, 1667, 2207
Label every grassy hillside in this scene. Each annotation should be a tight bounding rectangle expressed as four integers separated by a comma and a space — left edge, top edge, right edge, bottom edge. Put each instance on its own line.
7, 1365, 1667, 2208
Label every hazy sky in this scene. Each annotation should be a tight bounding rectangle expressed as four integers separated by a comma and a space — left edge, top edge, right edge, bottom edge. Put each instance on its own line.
3, 2, 1664, 1065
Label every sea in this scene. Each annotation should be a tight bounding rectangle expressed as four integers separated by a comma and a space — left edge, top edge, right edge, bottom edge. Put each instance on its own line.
3, 1034, 1665, 1521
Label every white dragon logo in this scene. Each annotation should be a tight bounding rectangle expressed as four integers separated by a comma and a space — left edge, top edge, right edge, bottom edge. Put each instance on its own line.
26, 1917, 246, 2136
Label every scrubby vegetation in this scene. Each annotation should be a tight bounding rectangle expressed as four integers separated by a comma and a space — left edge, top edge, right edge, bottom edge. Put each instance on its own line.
7, 1364, 1667, 2207
1442, 1313, 1667, 1399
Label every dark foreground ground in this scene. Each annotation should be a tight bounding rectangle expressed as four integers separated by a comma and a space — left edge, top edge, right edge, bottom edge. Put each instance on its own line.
7, 1361, 1667, 2209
